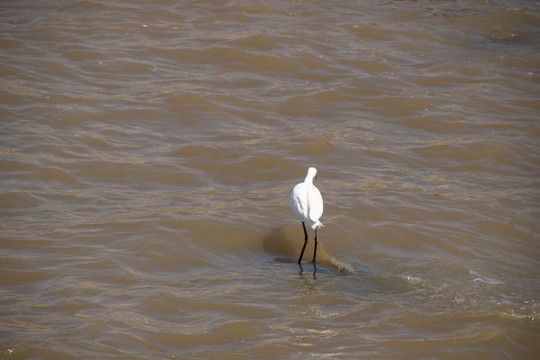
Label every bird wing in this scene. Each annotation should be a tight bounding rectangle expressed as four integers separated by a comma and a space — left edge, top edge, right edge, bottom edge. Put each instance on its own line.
307, 185, 323, 224
290, 183, 308, 220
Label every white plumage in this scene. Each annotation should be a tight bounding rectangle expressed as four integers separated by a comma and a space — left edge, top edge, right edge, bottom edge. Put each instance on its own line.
290, 167, 324, 264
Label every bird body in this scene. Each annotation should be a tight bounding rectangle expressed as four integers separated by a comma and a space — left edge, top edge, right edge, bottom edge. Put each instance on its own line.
290, 167, 324, 264
290, 170, 323, 229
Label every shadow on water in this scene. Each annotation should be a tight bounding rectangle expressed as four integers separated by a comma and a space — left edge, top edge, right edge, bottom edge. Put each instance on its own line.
261, 226, 354, 276
261, 226, 297, 259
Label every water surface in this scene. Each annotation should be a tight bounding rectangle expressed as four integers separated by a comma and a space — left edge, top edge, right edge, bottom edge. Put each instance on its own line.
1, 0, 539, 359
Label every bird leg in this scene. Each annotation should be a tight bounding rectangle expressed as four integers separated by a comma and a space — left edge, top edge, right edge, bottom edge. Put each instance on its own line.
297, 222, 308, 264
312, 226, 318, 263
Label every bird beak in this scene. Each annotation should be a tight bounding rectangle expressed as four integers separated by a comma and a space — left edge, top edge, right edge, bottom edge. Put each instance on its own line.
315, 175, 318, 181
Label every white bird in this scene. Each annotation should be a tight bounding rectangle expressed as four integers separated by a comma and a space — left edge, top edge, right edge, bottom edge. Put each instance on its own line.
290, 167, 324, 264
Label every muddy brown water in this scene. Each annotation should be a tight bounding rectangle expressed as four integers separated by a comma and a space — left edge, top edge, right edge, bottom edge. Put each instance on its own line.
1, 1, 539, 359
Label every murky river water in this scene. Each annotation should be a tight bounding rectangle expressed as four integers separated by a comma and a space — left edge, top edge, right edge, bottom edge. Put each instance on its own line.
1, 0, 539, 359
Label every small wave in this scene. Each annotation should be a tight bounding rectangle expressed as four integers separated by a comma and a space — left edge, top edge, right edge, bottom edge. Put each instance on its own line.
327, 256, 354, 275
402, 274, 424, 285
469, 270, 503, 285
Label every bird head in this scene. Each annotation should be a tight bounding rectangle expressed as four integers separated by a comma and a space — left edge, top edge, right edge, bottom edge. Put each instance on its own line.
307, 167, 318, 181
